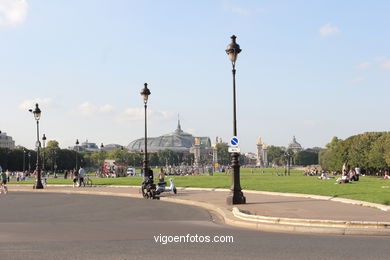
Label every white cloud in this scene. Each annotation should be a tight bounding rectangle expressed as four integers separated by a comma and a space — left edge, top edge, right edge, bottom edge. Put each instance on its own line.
78, 102, 97, 116
117, 108, 173, 123
0, 0, 28, 27
381, 60, 390, 70
355, 61, 371, 70
350, 77, 365, 84
19, 98, 53, 110
226, 4, 264, 16
374, 57, 385, 62
99, 104, 115, 113
319, 24, 340, 36
120, 107, 144, 121
77, 102, 116, 116
231, 7, 251, 16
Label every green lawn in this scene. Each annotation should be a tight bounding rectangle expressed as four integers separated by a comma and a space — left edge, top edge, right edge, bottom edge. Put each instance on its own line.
11, 168, 390, 205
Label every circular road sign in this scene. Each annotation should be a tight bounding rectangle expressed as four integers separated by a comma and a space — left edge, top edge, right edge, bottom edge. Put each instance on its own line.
230, 136, 239, 146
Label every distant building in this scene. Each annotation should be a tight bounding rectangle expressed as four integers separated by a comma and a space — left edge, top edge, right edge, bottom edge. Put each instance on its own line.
287, 136, 303, 153
102, 144, 123, 151
127, 119, 211, 153
71, 139, 99, 152
0, 131, 15, 149
256, 136, 268, 167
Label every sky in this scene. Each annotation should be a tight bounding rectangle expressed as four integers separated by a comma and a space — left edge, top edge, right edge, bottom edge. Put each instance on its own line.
1, 0, 389, 153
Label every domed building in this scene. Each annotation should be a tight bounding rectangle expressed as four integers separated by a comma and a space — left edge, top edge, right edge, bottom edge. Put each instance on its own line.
127, 120, 211, 153
287, 136, 303, 153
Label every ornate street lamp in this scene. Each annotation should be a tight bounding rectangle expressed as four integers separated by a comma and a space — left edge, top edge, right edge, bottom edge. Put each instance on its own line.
29, 103, 43, 189
75, 139, 79, 170
53, 150, 57, 178
285, 150, 293, 176
28, 152, 31, 173
23, 149, 26, 172
226, 35, 246, 204
100, 143, 104, 176
42, 134, 46, 172
140, 83, 155, 199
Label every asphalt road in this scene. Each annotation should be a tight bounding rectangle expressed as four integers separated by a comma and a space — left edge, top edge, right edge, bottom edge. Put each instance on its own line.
0, 192, 389, 260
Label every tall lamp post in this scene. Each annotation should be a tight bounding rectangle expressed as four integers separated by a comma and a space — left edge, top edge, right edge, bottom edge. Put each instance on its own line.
285, 150, 293, 176
54, 150, 57, 178
23, 149, 26, 172
226, 35, 246, 205
75, 139, 79, 170
100, 143, 104, 176
42, 134, 46, 172
29, 103, 44, 189
28, 152, 31, 173
140, 83, 155, 199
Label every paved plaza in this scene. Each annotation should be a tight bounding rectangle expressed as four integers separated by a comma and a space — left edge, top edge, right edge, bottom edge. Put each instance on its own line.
0, 187, 389, 259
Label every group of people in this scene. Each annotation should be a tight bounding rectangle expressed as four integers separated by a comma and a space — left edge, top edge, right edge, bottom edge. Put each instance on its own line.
336, 164, 361, 184
70, 167, 86, 187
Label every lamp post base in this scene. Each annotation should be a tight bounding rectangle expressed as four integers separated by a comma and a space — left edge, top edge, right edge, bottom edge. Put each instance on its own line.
226, 190, 246, 205
34, 182, 44, 189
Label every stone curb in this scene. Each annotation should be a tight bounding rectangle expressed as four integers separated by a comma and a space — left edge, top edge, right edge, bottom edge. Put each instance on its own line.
232, 207, 390, 229
8, 187, 390, 236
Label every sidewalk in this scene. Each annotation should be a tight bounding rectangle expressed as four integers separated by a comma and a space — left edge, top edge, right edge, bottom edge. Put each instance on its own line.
7, 185, 390, 236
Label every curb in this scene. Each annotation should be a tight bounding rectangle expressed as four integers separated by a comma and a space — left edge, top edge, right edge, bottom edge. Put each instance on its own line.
232, 207, 390, 234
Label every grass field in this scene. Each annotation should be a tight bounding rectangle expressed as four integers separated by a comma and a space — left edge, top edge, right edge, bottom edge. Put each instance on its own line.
11, 168, 390, 205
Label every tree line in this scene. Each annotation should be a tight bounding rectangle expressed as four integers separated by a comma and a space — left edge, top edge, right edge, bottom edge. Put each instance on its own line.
319, 132, 390, 174
1, 139, 322, 172
0, 140, 227, 171
267, 146, 319, 166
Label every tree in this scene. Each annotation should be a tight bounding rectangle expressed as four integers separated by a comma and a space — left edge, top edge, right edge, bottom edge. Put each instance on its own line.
45, 140, 60, 171
294, 150, 318, 166
320, 132, 390, 173
216, 143, 230, 165
267, 146, 285, 165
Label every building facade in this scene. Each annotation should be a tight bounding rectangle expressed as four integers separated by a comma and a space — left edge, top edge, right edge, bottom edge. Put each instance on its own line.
287, 136, 303, 153
0, 132, 15, 149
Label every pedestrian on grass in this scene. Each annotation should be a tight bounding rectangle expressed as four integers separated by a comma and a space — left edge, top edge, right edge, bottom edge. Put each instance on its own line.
78, 166, 85, 187
354, 165, 361, 181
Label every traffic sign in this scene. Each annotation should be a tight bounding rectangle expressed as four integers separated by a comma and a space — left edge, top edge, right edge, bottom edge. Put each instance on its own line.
228, 147, 240, 153
230, 136, 239, 146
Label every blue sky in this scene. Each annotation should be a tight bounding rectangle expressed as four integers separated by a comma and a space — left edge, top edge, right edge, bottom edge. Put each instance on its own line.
1, 0, 389, 152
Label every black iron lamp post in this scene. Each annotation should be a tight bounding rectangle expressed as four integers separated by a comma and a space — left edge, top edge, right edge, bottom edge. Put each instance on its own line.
285, 150, 293, 176
100, 143, 104, 175
29, 103, 44, 189
140, 83, 155, 199
22, 148, 25, 172
54, 150, 57, 178
28, 152, 31, 173
75, 139, 79, 170
226, 35, 246, 205
42, 134, 46, 172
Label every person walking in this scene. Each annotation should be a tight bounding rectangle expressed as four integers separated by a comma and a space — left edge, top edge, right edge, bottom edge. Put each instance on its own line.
72, 169, 78, 188
78, 166, 86, 187
354, 165, 361, 181
1, 169, 8, 194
